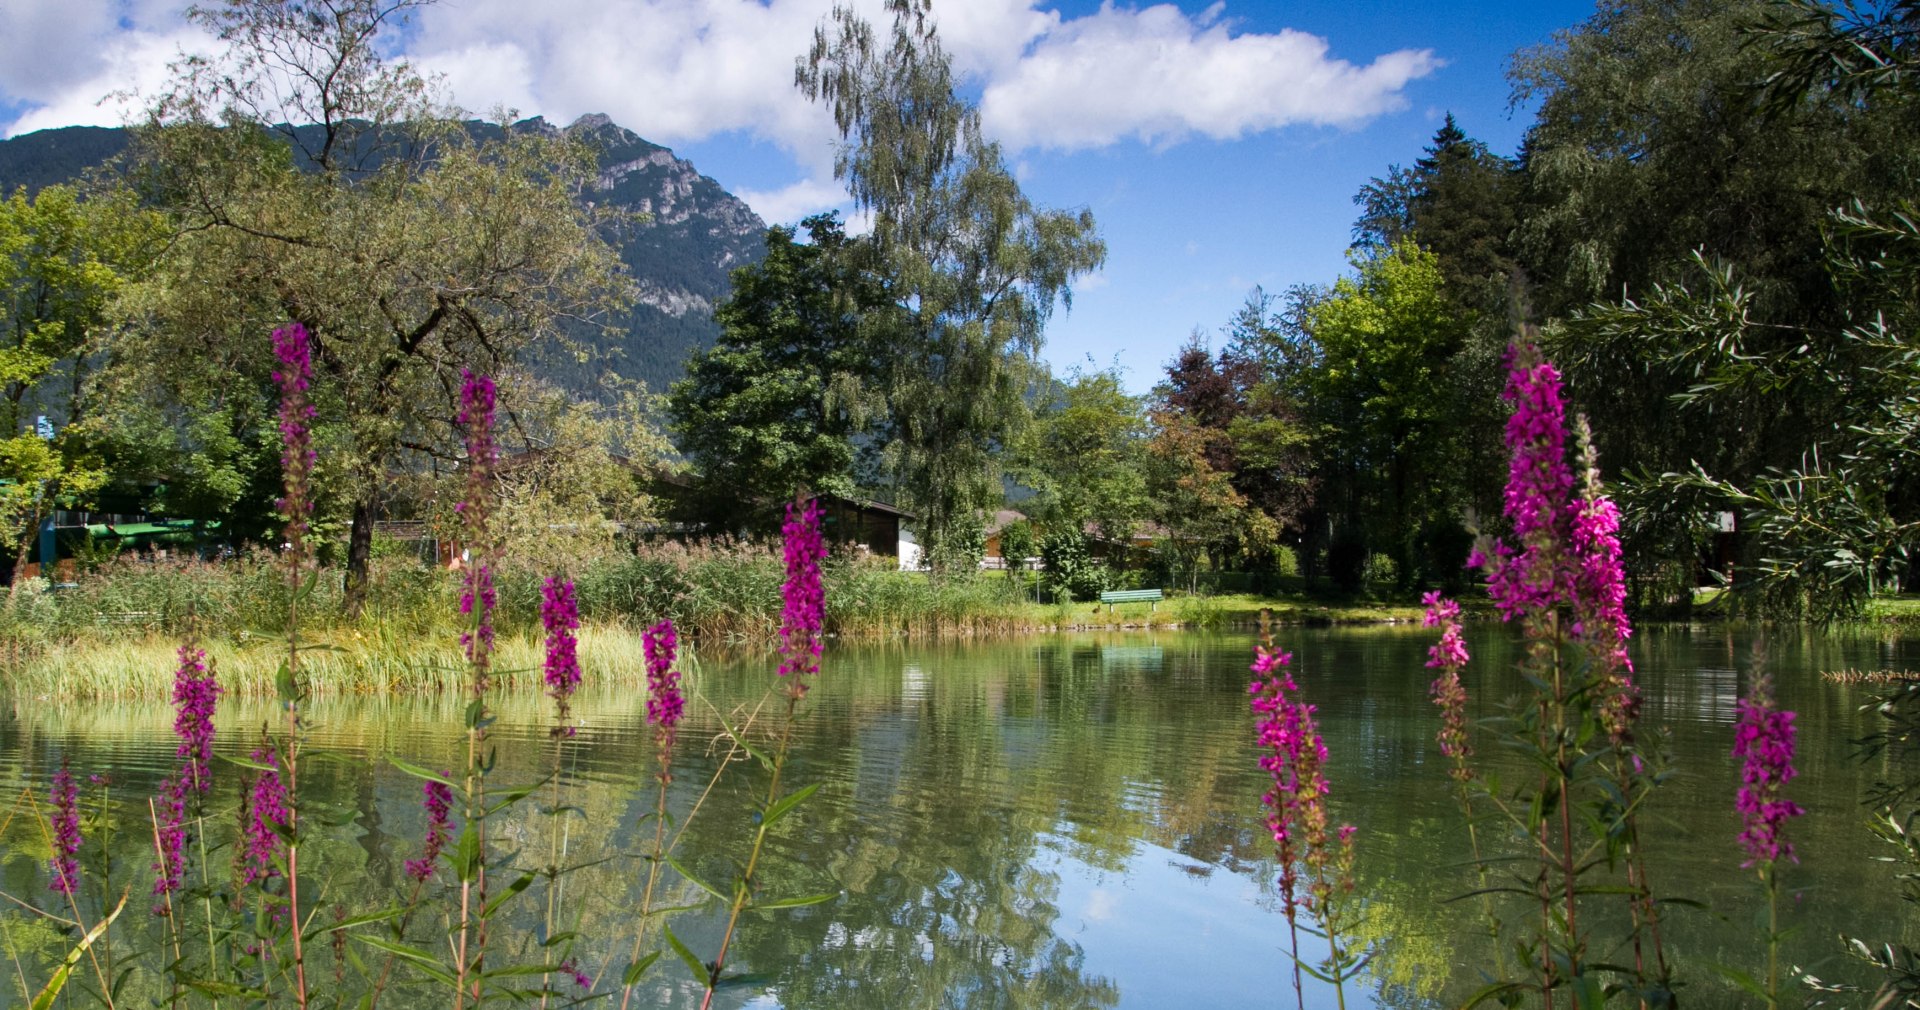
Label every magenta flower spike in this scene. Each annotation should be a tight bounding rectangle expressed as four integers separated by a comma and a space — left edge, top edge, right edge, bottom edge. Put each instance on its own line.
171, 644, 220, 791
242, 747, 289, 887
271, 323, 317, 557
154, 645, 220, 909
778, 498, 827, 695
542, 576, 582, 736
48, 766, 81, 895
457, 371, 499, 671
403, 779, 456, 882
1733, 674, 1804, 867
643, 618, 684, 731
1473, 343, 1576, 621
1423, 593, 1474, 782
1571, 428, 1641, 741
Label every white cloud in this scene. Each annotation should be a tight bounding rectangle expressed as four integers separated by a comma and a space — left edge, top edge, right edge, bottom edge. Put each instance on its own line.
5, 26, 208, 136
3, 0, 1439, 205
733, 175, 850, 228
409, 0, 847, 170
979, 3, 1442, 151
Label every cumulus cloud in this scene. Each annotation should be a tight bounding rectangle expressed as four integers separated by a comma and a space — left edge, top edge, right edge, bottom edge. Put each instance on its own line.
734, 175, 853, 229
408, 0, 847, 171
979, 3, 1442, 150
3, 0, 1439, 218
1, 0, 201, 136
5, 26, 208, 136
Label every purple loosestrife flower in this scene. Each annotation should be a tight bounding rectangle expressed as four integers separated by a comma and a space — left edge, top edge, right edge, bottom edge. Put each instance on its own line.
643, 619, 684, 730
403, 779, 455, 882
542, 576, 582, 737
171, 645, 220, 791
48, 766, 81, 895
242, 747, 289, 887
155, 644, 221, 911
272, 323, 317, 558
1473, 343, 1576, 621
1733, 674, 1804, 867
1423, 593, 1474, 783
457, 371, 499, 676
1571, 428, 1640, 742
778, 498, 826, 695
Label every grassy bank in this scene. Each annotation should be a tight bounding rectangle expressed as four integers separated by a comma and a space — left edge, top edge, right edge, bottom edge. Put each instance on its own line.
0, 547, 1439, 699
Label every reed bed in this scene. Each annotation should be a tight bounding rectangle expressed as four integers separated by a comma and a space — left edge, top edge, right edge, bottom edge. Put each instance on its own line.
0, 544, 1430, 700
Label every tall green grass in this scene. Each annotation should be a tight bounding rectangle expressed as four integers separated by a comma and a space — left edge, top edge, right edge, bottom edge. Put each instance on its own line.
0, 544, 1439, 699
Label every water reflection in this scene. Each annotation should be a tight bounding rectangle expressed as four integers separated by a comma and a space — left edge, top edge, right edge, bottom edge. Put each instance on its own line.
0, 627, 1916, 1007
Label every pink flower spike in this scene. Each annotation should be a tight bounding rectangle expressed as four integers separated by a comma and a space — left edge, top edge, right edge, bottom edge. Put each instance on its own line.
778, 498, 827, 693
48, 767, 81, 895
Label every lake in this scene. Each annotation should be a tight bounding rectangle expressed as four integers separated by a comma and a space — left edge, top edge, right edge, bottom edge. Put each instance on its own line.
2, 625, 1916, 1008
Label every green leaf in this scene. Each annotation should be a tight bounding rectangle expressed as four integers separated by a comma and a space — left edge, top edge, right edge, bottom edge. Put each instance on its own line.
482, 872, 536, 918
762, 782, 821, 829
1571, 973, 1606, 1010
480, 963, 562, 978
355, 935, 458, 989
749, 891, 838, 911
483, 785, 538, 817
217, 753, 279, 774
302, 907, 402, 941
1709, 962, 1772, 1001
665, 855, 731, 904
663, 924, 710, 987
389, 757, 458, 788
292, 566, 321, 603
452, 823, 481, 882
713, 710, 776, 772
622, 951, 662, 987
32, 888, 125, 1010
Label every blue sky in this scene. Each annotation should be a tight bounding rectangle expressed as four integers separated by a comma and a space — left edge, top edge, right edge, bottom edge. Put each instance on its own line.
0, 0, 1597, 392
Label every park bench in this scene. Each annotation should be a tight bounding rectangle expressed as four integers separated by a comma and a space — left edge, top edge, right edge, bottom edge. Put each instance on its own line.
1099, 588, 1164, 614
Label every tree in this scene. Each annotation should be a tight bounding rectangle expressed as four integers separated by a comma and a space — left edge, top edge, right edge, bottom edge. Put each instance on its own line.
0, 184, 161, 583
1507, 0, 1920, 608
1012, 368, 1151, 545
1354, 115, 1517, 301
1144, 405, 1276, 591
665, 214, 890, 529
1303, 241, 1480, 588
117, 0, 627, 607
798, 0, 1105, 573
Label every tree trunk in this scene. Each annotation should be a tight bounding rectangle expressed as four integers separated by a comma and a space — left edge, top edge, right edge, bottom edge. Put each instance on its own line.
8, 505, 42, 593
344, 496, 376, 616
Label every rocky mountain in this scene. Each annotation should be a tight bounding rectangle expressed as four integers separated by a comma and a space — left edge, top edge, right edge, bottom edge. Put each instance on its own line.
0, 114, 768, 395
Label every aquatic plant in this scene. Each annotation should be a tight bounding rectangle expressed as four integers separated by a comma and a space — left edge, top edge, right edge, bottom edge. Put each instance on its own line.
694, 496, 836, 1010
1732, 662, 1803, 1009
778, 497, 826, 693
1457, 338, 1675, 1007
1250, 613, 1363, 1010
47, 765, 81, 896
621, 616, 682, 1010
541, 575, 581, 736
241, 747, 287, 889
403, 780, 455, 883
152, 642, 218, 913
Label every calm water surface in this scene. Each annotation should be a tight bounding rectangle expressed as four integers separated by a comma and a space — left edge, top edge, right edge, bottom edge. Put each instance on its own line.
2, 626, 1917, 1008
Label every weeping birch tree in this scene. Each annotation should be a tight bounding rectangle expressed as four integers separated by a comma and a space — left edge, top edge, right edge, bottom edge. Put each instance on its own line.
798, 0, 1105, 573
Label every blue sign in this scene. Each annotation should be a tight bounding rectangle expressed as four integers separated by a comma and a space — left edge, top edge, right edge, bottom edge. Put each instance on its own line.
34, 415, 53, 440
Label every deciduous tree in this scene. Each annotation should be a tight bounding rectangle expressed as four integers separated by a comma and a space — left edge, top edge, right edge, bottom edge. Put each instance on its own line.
798, 0, 1105, 573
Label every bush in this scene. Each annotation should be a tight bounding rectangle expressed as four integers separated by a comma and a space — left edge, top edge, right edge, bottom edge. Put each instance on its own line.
1362, 552, 1400, 592
1039, 530, 1110, 602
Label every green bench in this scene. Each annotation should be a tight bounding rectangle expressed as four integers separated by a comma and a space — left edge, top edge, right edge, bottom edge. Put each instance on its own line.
1099, 588, 1164, 614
